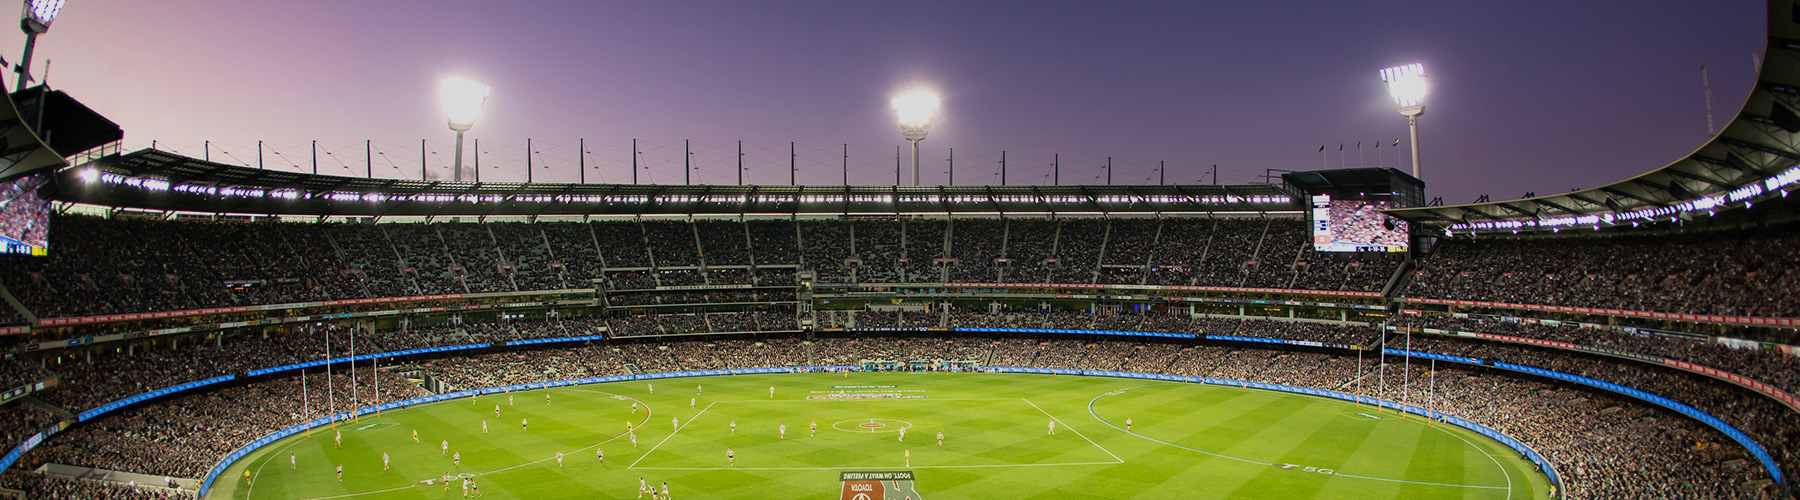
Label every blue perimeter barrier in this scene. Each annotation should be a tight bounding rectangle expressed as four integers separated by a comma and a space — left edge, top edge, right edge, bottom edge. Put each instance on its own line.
197, 365, 859, 496
246, 343, 492, 377
988, 366, 1562, 489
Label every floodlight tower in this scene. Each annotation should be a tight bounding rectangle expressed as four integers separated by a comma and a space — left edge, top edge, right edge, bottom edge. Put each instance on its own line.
15, 0, 64, 92
440, 77, 489, 183
1380, 63, 1427, 180
892, 91, 940, 186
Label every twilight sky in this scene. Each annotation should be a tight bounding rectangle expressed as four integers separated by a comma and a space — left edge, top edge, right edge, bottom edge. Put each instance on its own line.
10, 0, 1763, 205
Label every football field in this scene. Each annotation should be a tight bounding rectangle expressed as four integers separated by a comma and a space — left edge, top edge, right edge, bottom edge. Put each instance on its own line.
208, 372, 1551, 499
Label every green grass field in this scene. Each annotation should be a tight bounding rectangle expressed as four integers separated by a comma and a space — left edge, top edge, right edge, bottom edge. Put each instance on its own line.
208, 373, 1550, 499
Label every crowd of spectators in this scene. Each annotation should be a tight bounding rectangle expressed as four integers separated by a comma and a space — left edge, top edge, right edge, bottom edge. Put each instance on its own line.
1402, 315, 1800, 396
1, 470, 192, 500
0, 215, 1421, 325
1404, 224, 1800, 317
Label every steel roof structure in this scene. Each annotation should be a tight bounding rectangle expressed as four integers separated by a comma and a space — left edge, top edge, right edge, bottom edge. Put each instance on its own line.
1387, 0, 1800, 234
55, 149, 1303, 217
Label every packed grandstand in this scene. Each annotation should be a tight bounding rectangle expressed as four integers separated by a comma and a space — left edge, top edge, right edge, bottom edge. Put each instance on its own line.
2, 3, 1800, 500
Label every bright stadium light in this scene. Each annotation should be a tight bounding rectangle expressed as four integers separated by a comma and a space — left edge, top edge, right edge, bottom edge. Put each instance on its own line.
440, 77, 489, 183
15, 0, 66, 92
892, 90, 940, 186
1380, 63, 1427, 180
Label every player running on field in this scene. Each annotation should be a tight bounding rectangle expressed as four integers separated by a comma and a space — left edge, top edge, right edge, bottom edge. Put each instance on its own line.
898, 426, 906, 442
556, 451, 564, 467
335, 464, 342, 482
597, 447, 604, 464
454, 451, 461, 466
727, 447, 734, 465
662, 482, 670, 499
1126, 417, 1132, 431
482, 420, 488, 434
673, 416, 679, 430
1049, 420, 1056, 435
632, 401, 638, 414
811, 420, 817, 436
780, 424, 787, 439
412, 429, 419, 443
522, 417, 528, 432
382, 452, 389, 470
639, 477, 647, 498
937, 431, 944, 447
730, 420, 736, 435
334, 430, 342, 448
442, 439, 449, 455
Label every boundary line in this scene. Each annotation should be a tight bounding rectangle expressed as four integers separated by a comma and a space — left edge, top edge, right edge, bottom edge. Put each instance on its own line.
1021, 398, 1123, 464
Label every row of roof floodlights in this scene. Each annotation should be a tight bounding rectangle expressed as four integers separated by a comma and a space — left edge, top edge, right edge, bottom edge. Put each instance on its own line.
1445, 164, 1800, 235
77, 169, 1294, 206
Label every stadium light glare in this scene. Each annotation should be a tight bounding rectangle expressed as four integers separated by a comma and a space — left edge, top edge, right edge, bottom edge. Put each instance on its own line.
1380, 63, 1427, 180
892, 90, 939, 186
77, 167, 96, 183
440, 77, 489, 183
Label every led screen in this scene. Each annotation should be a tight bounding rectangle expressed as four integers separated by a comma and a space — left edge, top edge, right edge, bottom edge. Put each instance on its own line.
0, 173, 50, 256
1311, 194, 1408, 252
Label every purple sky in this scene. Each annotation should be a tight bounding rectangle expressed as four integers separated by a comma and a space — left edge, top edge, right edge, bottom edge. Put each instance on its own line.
14, 0, 1763, 204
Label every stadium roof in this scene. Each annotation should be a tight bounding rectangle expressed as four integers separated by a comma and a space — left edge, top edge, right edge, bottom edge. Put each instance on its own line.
54, 149, 1304, 217
1387, 0, 1800, 235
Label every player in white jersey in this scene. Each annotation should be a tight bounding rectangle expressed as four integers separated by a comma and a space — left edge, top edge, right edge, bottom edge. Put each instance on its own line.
630, 432, 638, 447
810, 420, 817, 436
769, 385, 775, 398
289, 454, 295, 469
334, 430, 342, 448
382, 452, 389, 470
937, 431, 944, 447
556, 451, 564, 467
779, 424, 787, 439
730, 420, 736, 435
1126, 417, 1132, 431
898, 426, 906, 442
442, 440, 449, 455
690, 397, 695, 408
661, 482, 670, 499
632, 401, 638, 414
522, 417, 529, 432
482, 420, 488, 434
726, 446, 734, 465
672, 416, 679, 430
597, 447, 604, 464
639, 477, 647, 498
454, 451, 461, 466
494, 404, 500, 417
1048, 420, 1056, 435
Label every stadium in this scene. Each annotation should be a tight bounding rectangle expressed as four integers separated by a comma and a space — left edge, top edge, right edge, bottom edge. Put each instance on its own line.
0, 1, 1796, 499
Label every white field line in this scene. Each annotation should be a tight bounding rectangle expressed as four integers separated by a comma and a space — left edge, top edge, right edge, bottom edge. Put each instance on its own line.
1022, 398, 1124, 464
628, 401, 716, 469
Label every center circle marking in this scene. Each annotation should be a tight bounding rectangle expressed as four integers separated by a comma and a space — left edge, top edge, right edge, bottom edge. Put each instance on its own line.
830, 418, 913, 433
